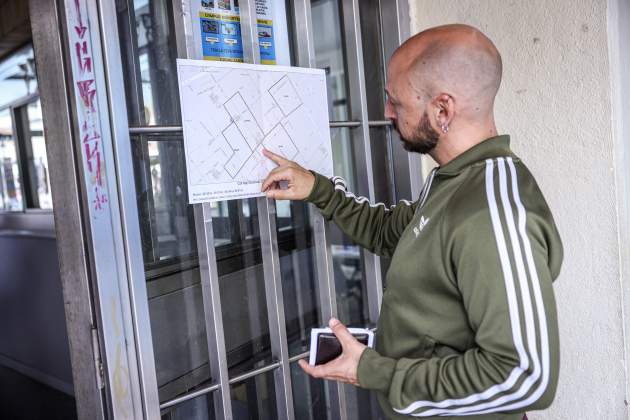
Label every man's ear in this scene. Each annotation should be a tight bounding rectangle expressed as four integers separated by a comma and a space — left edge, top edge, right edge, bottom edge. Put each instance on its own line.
433, 93, 455, 133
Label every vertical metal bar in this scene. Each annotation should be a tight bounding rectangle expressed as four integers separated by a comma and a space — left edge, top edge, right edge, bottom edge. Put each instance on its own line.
12, 105, 39, 209
29, 0, 106, 418
95, 0, 162, 418
239, 1, 294, 418
59, 0, 150, 417
341, 0, 383, 325
194, 203, 234, 419
257, 198, 294, 420
292, 1, 347, 419
174, 1, 233, 418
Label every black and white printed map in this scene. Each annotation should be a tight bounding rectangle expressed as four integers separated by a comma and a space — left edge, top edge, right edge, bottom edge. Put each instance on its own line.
176, 59, 333, 203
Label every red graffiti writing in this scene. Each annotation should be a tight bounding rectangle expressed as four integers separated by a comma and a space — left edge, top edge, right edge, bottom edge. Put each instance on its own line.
72, 0, 107, 211
73, 0, 87, 38
93, 188, 108, 211
77, 79, 96, 111
84, 141, 102, 186
75, 41, 92, 73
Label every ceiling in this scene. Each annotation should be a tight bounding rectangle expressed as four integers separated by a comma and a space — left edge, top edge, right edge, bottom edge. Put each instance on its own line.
0, 0, 31, 62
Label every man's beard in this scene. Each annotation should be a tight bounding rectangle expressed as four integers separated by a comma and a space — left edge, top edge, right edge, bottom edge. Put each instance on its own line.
395, 112, 440, 154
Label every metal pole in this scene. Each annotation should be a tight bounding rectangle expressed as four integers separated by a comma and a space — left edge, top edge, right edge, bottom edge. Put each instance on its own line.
194, 203, 234, 418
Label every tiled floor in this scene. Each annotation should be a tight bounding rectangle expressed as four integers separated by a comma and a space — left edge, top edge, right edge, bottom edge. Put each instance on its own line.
0, 365, 77, 420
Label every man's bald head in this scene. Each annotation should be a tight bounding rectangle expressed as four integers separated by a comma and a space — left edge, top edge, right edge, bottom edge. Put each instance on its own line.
391, 24, 502, 118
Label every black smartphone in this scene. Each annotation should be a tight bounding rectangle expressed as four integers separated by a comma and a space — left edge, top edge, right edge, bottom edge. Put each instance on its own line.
308, 328, 374, 365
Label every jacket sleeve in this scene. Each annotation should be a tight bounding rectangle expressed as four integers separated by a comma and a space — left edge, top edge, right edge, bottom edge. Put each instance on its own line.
356, 159, 561, 416
305, 172, 416, 258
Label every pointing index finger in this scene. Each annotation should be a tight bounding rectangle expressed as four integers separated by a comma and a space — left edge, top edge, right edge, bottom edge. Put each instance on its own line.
262, 148, 289, 166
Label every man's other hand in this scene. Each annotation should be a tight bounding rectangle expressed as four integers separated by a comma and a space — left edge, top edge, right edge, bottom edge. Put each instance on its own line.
261, 149, 315, 200
298, 318, 367, 386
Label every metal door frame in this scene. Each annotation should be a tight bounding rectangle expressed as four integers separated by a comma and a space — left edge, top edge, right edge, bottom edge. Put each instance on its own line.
30, 0, 153, 418
30, 0, 416, 418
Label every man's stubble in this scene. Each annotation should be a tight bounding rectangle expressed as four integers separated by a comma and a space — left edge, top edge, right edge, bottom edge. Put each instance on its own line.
396, 111, 440, 155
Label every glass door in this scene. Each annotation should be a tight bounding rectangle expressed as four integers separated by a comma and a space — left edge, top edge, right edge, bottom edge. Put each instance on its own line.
96, 0, 414, 418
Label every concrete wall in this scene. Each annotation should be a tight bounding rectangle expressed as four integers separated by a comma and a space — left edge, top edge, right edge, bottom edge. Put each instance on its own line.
409, 0, 629, 418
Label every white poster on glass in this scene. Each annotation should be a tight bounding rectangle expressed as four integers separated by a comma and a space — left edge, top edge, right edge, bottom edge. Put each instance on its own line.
176, 59, 333, 203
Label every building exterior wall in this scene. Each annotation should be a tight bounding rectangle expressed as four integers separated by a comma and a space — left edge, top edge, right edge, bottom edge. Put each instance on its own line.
409, 0, 629, 418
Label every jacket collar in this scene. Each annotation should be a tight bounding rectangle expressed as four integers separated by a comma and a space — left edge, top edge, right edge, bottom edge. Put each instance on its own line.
436, 135, 512, 175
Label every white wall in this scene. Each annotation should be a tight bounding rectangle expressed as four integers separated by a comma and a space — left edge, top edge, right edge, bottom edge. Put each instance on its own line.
409, 0, 629, 418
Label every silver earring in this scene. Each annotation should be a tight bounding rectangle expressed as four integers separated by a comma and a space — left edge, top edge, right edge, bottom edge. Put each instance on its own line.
441, 124, 449, 134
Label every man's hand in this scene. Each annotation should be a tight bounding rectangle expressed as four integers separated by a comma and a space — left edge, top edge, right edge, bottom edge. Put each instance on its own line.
298, 318, 367, 386
261, 149, 315, 200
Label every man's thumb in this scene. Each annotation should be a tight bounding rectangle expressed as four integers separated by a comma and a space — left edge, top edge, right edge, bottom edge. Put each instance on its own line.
329, 318, 354, 347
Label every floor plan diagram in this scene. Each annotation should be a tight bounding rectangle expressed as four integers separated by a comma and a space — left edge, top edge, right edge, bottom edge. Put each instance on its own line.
177, 59, 333, 203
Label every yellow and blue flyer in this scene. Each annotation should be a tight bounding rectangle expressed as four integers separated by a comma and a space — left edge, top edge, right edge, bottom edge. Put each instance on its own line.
199, 0, 276, 64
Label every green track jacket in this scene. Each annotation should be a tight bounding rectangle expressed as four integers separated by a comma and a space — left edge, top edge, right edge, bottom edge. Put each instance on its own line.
306, 136, 563, 419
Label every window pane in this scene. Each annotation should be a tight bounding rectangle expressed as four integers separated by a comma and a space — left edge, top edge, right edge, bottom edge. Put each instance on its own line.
329, 127, 368, 326
0, 45, 37, 109
330, 126, 355, 190
161, 392, 216, 420
130, 134, 209, 402
117, 0, 180, 126
215, 199, 273, 377
277, 200, 321, 357
24, 100, 52, 209
0, 109, 23, 211
132, 135, 197, 265
230, 371, 277, 419
358, 0, 386, 121
312, 0, 350, 120
290, 361, 329, 420
148, 266, 212, 402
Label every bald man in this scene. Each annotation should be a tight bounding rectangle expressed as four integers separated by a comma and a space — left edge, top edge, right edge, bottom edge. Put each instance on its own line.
262, 24, 562, 419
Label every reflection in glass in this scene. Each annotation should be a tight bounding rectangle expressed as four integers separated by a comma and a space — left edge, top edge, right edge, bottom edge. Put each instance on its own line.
131, 135, 197, 266
160, 392, 216, 420
215, 199, 273, 377
148, 266, 212, 402
330, 127, 355, 196
0, 45, 37, 109
0, 109, 22, 211
230, 371, 277, 419
117, 0, 180, 126
290, 360, 329, 420
276, 201, 320, 356
368, 127, 394, 283
24, 100, 52, 209
328, 128, 368, 326
359, 0, 386, 121
131, 135, 207, 402
312, 0, 350, 120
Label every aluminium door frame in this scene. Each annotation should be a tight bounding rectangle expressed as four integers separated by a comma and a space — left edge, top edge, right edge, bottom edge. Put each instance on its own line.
31, 0, 416, 418
29, 0, 107, 416
30, 0, 154, 418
